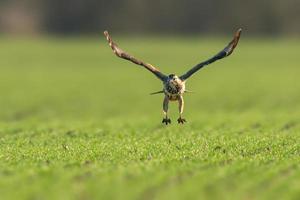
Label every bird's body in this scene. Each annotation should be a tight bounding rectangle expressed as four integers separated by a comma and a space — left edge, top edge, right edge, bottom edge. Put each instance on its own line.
163, 74, 185, 101
104, 29, 242, 124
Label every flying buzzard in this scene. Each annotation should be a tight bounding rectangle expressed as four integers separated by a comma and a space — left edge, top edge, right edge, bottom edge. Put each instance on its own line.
104, 29, 242, 124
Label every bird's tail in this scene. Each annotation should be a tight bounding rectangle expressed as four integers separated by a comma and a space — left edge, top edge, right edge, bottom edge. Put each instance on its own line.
150, 91, 164, 95
150, 90, 194, 95
184, 90, 195, 93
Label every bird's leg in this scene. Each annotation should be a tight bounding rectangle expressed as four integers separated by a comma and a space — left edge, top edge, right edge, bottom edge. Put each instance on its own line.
162, 96, 171, 125
177, 95, 186, 124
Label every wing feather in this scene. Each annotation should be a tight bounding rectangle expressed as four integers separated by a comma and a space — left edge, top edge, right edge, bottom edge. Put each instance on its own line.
180, 28, 242, 81
104, 31, 167, 81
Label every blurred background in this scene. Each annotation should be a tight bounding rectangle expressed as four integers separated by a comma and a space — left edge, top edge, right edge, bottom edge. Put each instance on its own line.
0, 0, 299, 122
0, 0, 300, 36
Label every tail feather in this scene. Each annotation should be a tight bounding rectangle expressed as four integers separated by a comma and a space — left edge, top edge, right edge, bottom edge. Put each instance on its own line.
150, 91, 164, 95
184, 90, 195, 93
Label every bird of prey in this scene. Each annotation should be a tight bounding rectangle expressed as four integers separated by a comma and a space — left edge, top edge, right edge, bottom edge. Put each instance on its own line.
104, 29, 242, 125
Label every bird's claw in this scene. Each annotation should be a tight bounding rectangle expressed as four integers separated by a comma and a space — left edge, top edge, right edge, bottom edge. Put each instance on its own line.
177, 117, 186, 124
162, 118, 171, 125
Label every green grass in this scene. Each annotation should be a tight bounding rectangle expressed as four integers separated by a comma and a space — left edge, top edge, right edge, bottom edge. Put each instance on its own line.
0, 36, 300, 200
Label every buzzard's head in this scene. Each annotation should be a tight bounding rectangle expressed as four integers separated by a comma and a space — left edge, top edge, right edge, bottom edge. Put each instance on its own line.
168, 74, 179, 80
168, 74, 182, 85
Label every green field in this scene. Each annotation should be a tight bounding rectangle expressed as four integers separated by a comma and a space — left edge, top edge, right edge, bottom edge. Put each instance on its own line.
0, 36, 300, 200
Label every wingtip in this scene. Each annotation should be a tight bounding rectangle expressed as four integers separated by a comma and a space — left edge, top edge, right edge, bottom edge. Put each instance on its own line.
103, 30, 109, 36
236, 28, 242, 37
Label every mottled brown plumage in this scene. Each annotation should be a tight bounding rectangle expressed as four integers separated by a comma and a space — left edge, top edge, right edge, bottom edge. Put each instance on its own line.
104, 29, 242, 125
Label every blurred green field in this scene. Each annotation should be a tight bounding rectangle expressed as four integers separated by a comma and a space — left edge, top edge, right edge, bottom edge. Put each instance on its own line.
0, 36, 300, 200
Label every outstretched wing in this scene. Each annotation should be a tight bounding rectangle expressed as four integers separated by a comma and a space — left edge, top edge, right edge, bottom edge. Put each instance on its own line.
180, 28, 242, 81
104, 31, 167, 81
